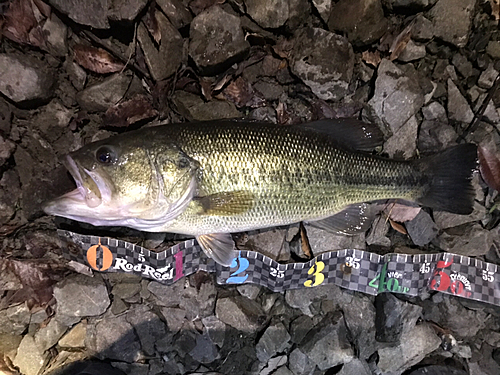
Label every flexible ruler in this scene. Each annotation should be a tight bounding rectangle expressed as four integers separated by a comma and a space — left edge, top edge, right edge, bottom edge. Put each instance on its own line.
58, 230, 500, 306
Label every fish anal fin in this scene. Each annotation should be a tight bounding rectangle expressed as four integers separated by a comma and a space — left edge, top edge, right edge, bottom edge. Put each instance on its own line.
196, 190, 254, 216
196, 233, 237, 266
309, 203, 380, 235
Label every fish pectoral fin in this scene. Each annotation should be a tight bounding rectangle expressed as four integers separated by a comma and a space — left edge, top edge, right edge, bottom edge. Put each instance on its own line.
195, 190, 254, 216
196, 233, 237, 266
308, 203, 380, 235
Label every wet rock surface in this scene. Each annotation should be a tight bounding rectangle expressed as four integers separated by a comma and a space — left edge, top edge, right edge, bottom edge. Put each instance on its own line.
1, 0, 500, 374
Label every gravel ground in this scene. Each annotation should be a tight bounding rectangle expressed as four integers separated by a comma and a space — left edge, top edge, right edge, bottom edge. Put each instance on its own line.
1, 0, 500, 374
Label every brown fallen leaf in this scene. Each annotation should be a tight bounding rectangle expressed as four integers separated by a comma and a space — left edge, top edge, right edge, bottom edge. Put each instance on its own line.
389, 218, 407, 235
103, 95, 158, 127
389, 18, 416, 61
478, 144, 500, 192
299, 222, 312, 259
2, 0, 37, 45
362, 50, 382, 67
74, 44, 125, 74
384, 201, 421, 223
221, 77, 266, 108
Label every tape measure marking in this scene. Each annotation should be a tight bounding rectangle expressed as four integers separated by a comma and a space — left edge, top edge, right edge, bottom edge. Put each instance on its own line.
58, 230, 500, 306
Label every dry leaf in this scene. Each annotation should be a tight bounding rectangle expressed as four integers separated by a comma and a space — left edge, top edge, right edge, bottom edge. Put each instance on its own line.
276, 101, 290, 125
103, 95, 158, 127
74, 44, 125, 74
2, 0, 37, 45
389, 19, 416, 61
389, 219, 407, 234
143, 4, 161, 44
384, 201, 421, 223
490, 0, 500, 21
222, 77, 265, 108
478, 144, 500, 192
299, 222, 312, 258
362, 50, 382, 67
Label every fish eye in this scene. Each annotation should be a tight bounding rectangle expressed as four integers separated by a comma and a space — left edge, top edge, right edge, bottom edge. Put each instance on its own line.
96, 146, 117, 164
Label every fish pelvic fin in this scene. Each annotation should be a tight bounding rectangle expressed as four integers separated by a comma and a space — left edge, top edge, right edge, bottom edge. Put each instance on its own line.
416, 144, 477, 215
196, 233, 238, 266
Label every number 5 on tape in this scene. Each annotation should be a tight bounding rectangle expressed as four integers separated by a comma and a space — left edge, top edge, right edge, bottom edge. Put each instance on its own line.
304, 261, 325, 287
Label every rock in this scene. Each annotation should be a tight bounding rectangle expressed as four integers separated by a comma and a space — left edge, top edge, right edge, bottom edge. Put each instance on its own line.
173, 91, 242, 121
408, 365, 468, 375
300, 313, 354, 370
288, 348, 316, 375
0, 54, 55, 103
428, 0, 475, 48
366, 215, 391, 247
243, 228, 288, 261
112, 282, 142, 301
202, 315, 226, 347
290, 27, 354, 101
0, 303, 31, 335
286, 283, 348, 317
478, 64, 499, 89
148, 280, 184, 307
48, 0, 109, 28
256, 321, 291, 363
126, 305, 167, 356
303, 225, 365, 255
406, 210, 438, 246
342, 295, 377, 358
447, 79, 474, 124
311, 0, 331, 23
337, 358, 371, 375
486, 41, 500, 59
452, 54, 474, 78
189, 333, 219, 363
53, 275, 110, 320
76, 72, 133, 112
189, 6, 250, 75
375, 293, 422, 343
418, 120, 458, 152
112, 362, 148, 375
216, 296, 267, 332
13, 335, 47, 375
59, 322, 87, 348
0, 334, 22, 360
245, 0, 291, 29
91, 313, 141, 362
366, 59, 425, 135
383, 114, 418, 158
137, 12, 184, 81
156, 0, 192, 29
422, 101, 448, 122
433, 202, 487, 229
377, 323, 441, 373
253, 79, 284, 101
328, 0, 388, 46
412, 14, 434, 41
42, 14, 68, 57
180, 276, 217, 320
108, 0, 148, 21
34, 318, 67, 352
434, 223, 493, 256
398, 40, 427, 62
384, 0, 438, 10
0, 135, 15, 167
160, 307, 186, 334
237, 284, 262, 300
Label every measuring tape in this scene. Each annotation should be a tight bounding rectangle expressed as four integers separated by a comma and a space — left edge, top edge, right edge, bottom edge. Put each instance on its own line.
58, 230, 500, 306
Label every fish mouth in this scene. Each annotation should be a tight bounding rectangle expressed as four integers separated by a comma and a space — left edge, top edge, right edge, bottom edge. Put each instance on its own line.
44, 155, 108, 216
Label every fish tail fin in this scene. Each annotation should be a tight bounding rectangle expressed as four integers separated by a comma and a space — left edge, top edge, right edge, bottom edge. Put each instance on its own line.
416, 144, 477, 215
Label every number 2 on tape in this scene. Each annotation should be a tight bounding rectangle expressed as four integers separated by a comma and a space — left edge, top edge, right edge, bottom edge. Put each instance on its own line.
226, 253, 249, 284
304, 261, 325, 287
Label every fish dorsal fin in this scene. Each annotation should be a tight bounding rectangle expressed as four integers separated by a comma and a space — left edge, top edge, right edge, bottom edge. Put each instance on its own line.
196, 233, 237, 266
294, 119, 384, 151
195, 191, 254, 216
308, 203, 381, 235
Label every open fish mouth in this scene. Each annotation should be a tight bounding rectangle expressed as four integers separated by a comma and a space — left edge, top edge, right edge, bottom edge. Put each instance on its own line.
43, 156, 109, 216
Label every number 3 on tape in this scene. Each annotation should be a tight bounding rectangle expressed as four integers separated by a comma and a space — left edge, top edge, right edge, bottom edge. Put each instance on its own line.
304, 261, 325, 287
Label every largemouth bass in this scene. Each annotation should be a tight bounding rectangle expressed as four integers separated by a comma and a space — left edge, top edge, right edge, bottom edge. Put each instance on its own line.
44, 119, 477, 265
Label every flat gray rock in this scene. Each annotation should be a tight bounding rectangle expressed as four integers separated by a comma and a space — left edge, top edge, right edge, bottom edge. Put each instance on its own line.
434, 223, 493, 256
428, 0, 476, 48
53, 275, 110, 319
126, 305, 167, 356
108, 0, 148, 21
447, 78, 474, 124
13, 335, 47, 375
406, 210, 439, 246
34, 318, 67, 352
0, 303, 31, 335
288, 348, 316, 375
76, 72, 133, 112
256, 321, 291, 363
291, 27, 354, 101
189, 6, 250, 75
0, 54, 55, 103
48, 0, 109, 28
216, 296, 267, 332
